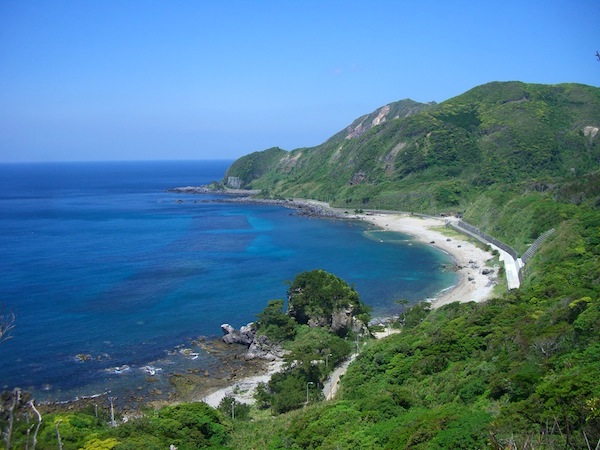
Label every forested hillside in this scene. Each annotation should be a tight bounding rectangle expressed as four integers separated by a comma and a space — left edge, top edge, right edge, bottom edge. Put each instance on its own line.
225, 204, 599, 449
225, 82, 600, 243
219, 81, 600, 448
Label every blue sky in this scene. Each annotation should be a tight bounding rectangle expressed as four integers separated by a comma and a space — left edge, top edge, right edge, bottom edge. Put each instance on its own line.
1, 0, 598, 162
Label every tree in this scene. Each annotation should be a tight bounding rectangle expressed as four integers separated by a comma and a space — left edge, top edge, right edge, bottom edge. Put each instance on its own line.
287, 270, 370, 331
0, 306, 15, 344
217, 396, 250, 421
255, 299, 297, 342
395, 298, 409, 320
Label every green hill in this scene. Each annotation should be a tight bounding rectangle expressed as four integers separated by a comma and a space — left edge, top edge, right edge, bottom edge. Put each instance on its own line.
219, 82, 600, 447
225, 82, 599, 204
225, 81, 600, 253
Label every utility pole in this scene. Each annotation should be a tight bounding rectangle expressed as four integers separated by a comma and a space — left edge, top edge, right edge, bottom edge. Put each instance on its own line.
108, 397, 116, 427
306, 382, 314, 404
231, 399, 235, 420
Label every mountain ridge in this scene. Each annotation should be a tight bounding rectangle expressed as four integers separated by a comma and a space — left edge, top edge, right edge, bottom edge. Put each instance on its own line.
225, 81, 599, 197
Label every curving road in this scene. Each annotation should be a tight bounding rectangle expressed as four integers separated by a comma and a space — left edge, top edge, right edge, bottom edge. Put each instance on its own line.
446, 218, 522, 290
323, 354, 356, 400
323, 329, 401, 400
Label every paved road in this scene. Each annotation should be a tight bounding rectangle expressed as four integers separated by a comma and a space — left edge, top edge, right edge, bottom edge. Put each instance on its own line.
322, 329, 401, 400
323, 354, 356, 400
489, 244, 522, 290
446, 218, 521, 290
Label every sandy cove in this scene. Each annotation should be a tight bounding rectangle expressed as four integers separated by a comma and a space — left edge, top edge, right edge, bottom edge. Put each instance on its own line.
198, 209, 499, 409
359, 213, 498, 308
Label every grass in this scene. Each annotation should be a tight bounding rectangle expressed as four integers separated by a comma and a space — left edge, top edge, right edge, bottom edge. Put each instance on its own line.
430, 225, 491, 252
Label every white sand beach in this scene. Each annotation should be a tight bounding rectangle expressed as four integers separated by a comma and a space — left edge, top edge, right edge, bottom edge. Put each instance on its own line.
201, 359, 285, 408
359, 213, 499, 308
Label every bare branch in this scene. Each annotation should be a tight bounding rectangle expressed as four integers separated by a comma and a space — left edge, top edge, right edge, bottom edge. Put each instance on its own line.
0, 307, 16, 344
2, 388, 21, 450
28, 401, 42, 450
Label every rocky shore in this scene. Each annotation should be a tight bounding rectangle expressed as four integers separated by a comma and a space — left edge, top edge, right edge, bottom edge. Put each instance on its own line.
169, 185, 352, 219
220, 322, 284, 361
168, 185, 260, 196
36, 336, 271, 417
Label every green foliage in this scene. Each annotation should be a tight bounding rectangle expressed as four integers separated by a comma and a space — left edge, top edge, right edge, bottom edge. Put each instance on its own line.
8, 411, 111, 450
397, 301, 431, 329
285, 325, 352, 373
255, 299, 297, 342
256, 326, 351, 415
218, 396, 251, 421
288, 269, 371, 332
224, 146, 287, 188
225, 81, 600, 214
111, 402, 229, 449
82, 438, 119, 449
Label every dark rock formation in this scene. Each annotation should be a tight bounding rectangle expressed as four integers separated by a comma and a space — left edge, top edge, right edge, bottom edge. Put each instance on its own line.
221, 323, 255, 346
287, 270, 371, 337
246, 334, 284, 361
220, 323, 282, 361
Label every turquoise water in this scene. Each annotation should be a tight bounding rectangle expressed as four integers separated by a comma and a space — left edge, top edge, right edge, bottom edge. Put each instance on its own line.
0, 160, 456, 400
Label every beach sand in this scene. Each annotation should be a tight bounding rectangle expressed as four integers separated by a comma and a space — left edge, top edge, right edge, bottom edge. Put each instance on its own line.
201, 359, 285, 408
359, 213, 499, 308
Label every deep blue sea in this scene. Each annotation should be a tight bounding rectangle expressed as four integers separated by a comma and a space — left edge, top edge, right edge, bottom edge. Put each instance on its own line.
0, 160, 456, 401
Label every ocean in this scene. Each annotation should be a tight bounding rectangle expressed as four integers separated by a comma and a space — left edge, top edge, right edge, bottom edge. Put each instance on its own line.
0, 160, 456, 401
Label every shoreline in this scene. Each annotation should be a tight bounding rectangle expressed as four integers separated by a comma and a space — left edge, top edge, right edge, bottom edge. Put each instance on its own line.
358, 212, 498, 308
200, 359, 285, 408
36, 337, 271, 415
40, 194, 499, 412
170, 201, 500, 408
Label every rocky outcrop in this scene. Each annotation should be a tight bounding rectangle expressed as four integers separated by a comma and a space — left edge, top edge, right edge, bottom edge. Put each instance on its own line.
330, 308, 368, 335
246, 334, 284, 361
287, 270, 371, 337
221, 323, 282, 361
221, 323, 255, 346
295, 303, 368, 336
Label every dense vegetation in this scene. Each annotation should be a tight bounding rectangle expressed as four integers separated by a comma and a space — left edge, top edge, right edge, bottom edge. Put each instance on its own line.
224, 82, 600, 225
286, 269, 371, 333
220, 81, 600, 448
0, 400, 231, 449
227, 204, 600, 449
253, 270, 363, 414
